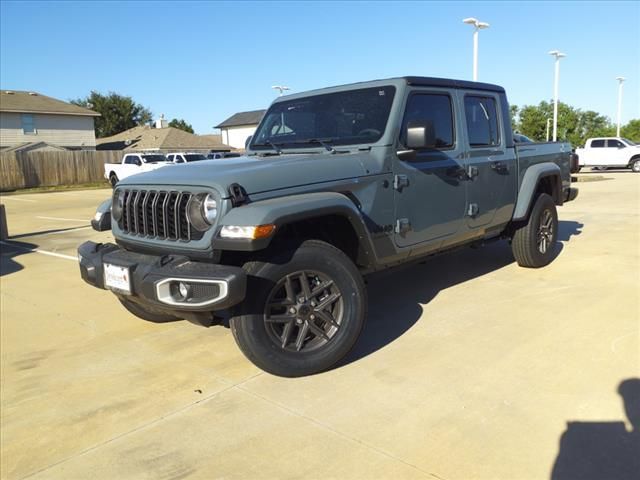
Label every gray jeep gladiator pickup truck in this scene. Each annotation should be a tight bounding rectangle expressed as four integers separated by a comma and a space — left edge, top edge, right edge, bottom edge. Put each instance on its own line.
79, 76, 578, 377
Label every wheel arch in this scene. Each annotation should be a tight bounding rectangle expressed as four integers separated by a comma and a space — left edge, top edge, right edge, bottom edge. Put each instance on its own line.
513, 163, 562, 221
627, 154, 640, 167
216, 192, 377, 268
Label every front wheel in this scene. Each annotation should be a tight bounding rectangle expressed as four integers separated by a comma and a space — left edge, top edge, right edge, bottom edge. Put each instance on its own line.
230, 240, 366, 377
511, 193, 558, 268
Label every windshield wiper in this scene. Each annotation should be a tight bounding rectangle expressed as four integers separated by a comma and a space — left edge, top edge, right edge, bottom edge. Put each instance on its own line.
307, 138, 336, 153
252, 140, 282, 154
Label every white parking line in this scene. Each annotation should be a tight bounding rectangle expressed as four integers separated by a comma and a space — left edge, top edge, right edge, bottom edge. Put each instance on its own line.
37, 216, 89, 222
0, 240, 77, 261
0, 196, 36, 203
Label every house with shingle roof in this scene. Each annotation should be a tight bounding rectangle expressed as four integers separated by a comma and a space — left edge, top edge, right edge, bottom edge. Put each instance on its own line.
0, 90, 100, 150
215, 109, 266, 149
96, 124, 234, 152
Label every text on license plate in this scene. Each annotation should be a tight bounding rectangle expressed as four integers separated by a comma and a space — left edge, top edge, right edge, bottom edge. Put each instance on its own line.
104, 263, 131, 294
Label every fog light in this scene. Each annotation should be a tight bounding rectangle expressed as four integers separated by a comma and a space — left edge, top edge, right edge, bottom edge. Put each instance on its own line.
170, 281, 192, 301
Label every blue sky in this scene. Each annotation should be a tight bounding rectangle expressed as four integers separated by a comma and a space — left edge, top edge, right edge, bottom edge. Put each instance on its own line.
1, 0, 638, 134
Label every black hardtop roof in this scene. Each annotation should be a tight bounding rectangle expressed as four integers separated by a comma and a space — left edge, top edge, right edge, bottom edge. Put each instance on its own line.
403, 76, 505, 93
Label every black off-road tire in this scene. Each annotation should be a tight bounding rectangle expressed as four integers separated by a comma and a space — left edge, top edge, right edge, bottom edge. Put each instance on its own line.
109, 173, 119, 188
119, 297, 179, 323
511, 193, 558, 268
230, 240, 366, 377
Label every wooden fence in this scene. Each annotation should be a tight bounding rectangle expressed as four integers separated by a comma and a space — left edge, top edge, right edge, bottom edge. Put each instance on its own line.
0, 150, 122, 191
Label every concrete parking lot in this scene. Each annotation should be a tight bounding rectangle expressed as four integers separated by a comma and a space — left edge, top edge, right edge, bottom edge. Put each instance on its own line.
1, 173, 638, 480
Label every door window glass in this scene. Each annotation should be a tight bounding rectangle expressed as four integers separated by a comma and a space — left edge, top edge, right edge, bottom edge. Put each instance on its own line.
401, 94, 454, 148
464, 96, 500, 147
607, 139, 623, 148
591, 140, 605, 148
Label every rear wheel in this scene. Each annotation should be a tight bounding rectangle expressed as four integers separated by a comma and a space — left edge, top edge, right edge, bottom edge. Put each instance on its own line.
631, 159, 640, 173
230, 240, 366, 377
511, 193, 558, 268
109, 173, 119, 188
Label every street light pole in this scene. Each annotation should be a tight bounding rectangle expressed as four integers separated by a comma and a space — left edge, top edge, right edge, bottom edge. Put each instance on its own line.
463, 18, 489, 81
271, 85, 290, 96
548, 50, 566, 142
616, 77, 625, 137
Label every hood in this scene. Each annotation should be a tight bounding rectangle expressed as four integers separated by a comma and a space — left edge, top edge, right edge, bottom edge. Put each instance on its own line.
119, 152, 372, 197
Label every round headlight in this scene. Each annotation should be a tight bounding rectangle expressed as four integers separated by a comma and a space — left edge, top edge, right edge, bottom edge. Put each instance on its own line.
112, 190, 125, 221
188, 193, 217, 232
202, 194, 218, 224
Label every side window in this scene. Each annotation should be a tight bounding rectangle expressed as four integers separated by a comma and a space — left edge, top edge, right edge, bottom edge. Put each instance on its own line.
401, 93, 454, 148
22, 114, 36, 134
607, 139, 623, 148
464, 96, 500, 147
167, 155, 174, 161
591, 140, 605, 148
124, 156, 133, 164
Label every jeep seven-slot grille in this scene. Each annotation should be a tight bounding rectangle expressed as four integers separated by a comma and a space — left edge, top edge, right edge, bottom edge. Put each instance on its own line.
119, 189, 203, 241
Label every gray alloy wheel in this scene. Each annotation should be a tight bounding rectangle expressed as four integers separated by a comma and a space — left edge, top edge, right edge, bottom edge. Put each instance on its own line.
230, 239, 366, 377
537, 209, 555, 254
264, 270, 344, 353
632, 160, 640, 173
511, 193, 558, 268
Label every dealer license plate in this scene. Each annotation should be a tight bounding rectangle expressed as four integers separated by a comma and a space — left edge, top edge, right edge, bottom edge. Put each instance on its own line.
104, 263, 131, 294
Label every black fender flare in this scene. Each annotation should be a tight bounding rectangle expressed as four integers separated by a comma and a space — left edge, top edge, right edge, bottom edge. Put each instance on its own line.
513, 163, 562, 221
214, 191, 377, 266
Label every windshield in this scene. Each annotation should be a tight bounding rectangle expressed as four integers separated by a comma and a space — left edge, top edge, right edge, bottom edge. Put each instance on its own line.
251, 86, 396, 150
141, 154, 168, 163
184, 154, 207, 162
622, 138, 637, 146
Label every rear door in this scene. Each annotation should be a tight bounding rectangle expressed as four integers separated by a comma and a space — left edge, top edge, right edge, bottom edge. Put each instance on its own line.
393, 88, 467, 248
461, 93, 517, 229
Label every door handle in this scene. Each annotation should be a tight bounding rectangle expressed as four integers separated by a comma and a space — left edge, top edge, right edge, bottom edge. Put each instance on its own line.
491, 161, 508, 173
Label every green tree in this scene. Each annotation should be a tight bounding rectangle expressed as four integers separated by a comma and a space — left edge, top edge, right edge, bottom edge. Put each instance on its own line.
517, 100, 614, 146
71, 91, 152, 138
509, 104, 519, 132
621, 119, 640, 142
168, 118, 194, 134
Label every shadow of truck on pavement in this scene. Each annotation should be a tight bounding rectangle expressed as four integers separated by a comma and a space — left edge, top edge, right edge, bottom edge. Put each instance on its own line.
342, 220, 583, 366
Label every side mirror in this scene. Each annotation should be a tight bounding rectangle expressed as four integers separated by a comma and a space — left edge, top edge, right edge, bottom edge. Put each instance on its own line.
245, 135, 253, 149
406, 121, 436, 150
91, 199, 112, 232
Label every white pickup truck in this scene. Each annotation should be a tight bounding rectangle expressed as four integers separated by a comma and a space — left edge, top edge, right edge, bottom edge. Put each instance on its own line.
105, 153, 172, 187
576, 137, 640, 172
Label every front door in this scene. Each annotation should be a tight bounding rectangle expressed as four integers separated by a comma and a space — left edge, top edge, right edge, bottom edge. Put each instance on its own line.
461, 94, 517, 229
393, 90, 467, 248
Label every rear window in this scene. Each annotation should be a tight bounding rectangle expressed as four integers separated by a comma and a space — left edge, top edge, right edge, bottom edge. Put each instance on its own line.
464, 96, 500, 147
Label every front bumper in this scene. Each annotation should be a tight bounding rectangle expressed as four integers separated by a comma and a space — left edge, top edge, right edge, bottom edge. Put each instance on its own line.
77, 241, 246, 313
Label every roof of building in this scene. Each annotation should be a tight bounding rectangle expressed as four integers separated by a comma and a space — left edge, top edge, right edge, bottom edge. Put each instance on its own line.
96, 125, 234, 151
1, 141, 68, 153
215, 109, 266, 129
0, 90, 100, 117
